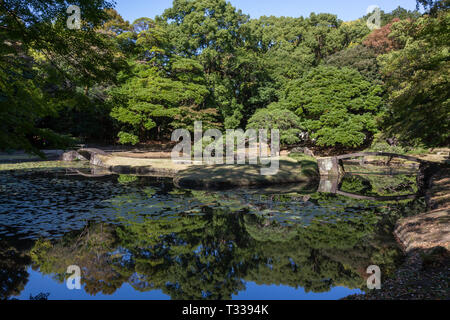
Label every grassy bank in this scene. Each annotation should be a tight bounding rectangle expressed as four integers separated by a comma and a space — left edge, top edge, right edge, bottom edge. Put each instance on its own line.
0, 161, 90, 172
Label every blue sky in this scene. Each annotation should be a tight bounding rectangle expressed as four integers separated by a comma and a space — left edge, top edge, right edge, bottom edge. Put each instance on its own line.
114, 0, 419, 23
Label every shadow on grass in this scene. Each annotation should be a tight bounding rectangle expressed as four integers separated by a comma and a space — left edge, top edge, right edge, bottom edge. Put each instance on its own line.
174, 159, 319, 190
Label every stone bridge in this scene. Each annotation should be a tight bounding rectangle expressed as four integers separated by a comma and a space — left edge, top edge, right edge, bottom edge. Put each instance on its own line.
317, 152, 427, 177
316, 152, 437, 200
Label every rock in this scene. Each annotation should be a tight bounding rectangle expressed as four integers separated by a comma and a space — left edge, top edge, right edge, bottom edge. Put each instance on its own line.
302, 195, 311, 202
304, 148, 315, 157
60, 151, 87, 161
90, 153, 109, 167
317, 157, 341, 177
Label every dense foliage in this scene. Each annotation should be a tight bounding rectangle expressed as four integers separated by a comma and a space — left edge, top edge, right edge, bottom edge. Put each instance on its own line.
0, 0, 123, 153
379, 10, 450, 146
1, 0, 448, 153
277, 66, 383, 147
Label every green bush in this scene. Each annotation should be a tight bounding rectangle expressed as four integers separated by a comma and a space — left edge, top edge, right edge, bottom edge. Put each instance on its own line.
117, 132, 139, 145
247, 106, 304, 146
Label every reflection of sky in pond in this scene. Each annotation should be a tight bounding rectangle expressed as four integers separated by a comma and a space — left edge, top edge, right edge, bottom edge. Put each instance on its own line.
14, 268, 360, 300
14, 268, 170, 300
0, 167, 422, 300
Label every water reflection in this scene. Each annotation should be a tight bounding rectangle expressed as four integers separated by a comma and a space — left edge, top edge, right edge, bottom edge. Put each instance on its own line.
0, 166, 426, 300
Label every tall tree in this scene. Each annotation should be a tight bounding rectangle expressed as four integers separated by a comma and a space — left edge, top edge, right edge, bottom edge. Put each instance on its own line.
379, 10, 450, 146
0, 0, 121, 154
162, 0, 263, 129
280, 66, 384, 148
110, 59, 212, 144
109, 17, 218, 144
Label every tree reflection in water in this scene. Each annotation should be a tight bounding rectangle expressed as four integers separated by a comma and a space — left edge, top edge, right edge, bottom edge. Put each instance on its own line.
0, 171, 425, 300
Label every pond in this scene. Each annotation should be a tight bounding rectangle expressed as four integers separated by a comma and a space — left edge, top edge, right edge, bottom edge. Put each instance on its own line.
0, 162, 426, 300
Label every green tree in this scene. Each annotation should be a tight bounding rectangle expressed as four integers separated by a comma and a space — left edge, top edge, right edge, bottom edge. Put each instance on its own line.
360, 6, 421, 26
162, 0, 273, 129
379, 10, 450, 146
325, 45, 382, 84
363, 19, 404, 54
381, 6, 421, 24
0, 0, 121, 154
246, 105, 304, 145
243, 16, 315, 84
110, 60, 211, 144
281, 66, 384, 148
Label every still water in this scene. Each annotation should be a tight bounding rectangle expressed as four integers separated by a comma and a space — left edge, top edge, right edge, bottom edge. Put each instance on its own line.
0, 163, 425, 300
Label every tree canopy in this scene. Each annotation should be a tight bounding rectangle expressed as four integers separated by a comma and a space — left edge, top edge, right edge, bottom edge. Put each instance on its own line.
379, 10, 450, 146
0, 0, 123, 153
1, 0, 448, 153
279, 66, 383, 147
